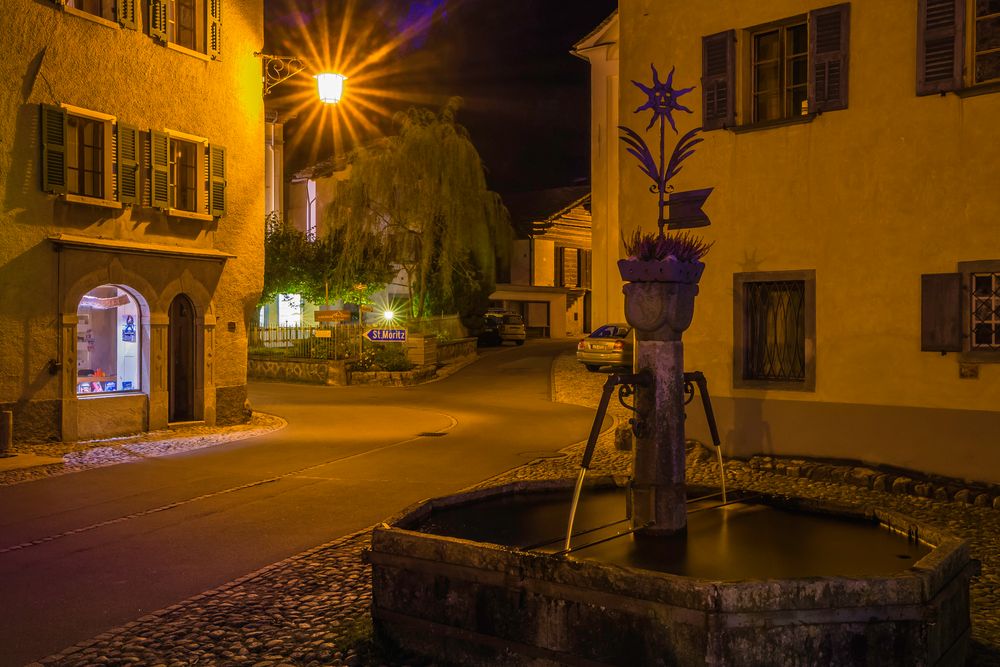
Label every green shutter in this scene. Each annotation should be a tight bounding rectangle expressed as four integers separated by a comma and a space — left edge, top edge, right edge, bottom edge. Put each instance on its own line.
40, 104, 67, 194
150, 130, 170, 209
208, 143, 226, 216
117, 124, 140, 204
208, 0, 222, 59
149, 0, 167, 41
116, 0, 137, 29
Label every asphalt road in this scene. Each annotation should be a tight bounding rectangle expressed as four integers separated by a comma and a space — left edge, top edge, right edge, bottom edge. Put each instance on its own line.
0, 340, 598, 666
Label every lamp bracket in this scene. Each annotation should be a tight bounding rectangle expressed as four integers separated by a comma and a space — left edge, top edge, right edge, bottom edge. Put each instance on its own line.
255, 52, 308, 95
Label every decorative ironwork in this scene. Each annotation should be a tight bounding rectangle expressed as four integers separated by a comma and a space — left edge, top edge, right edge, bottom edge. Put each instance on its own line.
255, 52, 308, 96
618, 65, 712, 232
971, 272, 1000, 350
743, 280, 806, 381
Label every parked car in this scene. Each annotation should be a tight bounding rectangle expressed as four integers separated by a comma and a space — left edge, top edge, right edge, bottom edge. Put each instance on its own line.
480, 310, 526, 346
576, 323, 634, 371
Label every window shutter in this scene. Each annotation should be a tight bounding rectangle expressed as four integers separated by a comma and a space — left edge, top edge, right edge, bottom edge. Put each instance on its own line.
208, 0, 222, 59
40, 104, 67, 194
150, 130, 170, 209
921, 273, 963, 351
208, 144, 226, 216
917, 0, 964, 95
117, 124, 140, 204
116, 0, 137, 29
809, 3, 850, 112
702, 30, 735, 130
149, 0, 167, 41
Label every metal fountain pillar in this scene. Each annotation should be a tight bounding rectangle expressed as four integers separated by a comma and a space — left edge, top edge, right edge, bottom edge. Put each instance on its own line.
624, 280, 699, 536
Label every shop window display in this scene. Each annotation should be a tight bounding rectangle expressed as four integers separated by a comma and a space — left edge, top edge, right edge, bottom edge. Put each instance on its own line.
76, 285, 140, 395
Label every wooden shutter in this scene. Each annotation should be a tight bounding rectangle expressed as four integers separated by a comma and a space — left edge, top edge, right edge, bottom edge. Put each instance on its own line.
809, 4, 850, 112
208, 143, 226, 216
117, 124, 140, 204
40, 104, 67, 194
116, 0, 137, 29
917, 0, 964, 95
921, 273, 963, 351
208, 0, 222, 59
149, 0, 167, 41
702, 30, 735, 130
150, 130, 170, 209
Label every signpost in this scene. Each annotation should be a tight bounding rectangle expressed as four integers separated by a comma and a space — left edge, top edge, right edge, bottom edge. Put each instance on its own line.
365, 329, 407, 343
315, 309, 351, 323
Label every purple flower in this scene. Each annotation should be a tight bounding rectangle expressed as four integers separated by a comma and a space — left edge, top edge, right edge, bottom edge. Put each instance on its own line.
632, 64, 694, 132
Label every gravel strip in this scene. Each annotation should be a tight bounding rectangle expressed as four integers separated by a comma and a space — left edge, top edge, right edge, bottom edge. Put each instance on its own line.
29, 353, 1000, 666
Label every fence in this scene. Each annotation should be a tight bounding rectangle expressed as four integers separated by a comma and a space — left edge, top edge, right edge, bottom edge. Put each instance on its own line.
248, 323, 364, 360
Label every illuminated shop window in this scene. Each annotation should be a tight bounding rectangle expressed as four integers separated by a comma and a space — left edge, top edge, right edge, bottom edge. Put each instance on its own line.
76, 285, 141, 395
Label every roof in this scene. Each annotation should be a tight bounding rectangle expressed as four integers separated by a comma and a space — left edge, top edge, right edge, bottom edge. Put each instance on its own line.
503, 186, 591, 237
571, 10, 619, 59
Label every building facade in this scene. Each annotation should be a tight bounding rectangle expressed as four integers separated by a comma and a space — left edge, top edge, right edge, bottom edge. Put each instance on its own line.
0, 0, 264, 442
593, 0, 1000, 483
491, 190, 593, 338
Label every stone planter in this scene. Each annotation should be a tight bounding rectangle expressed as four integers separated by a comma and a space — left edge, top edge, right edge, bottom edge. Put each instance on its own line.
617, 258, 704, 283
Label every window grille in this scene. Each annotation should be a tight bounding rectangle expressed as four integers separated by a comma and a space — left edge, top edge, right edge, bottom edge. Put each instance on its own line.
971, 272, 1000, 350
743, 280, 806, 381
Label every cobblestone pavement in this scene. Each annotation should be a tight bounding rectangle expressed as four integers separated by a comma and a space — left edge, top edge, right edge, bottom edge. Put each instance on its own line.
30, 353, 1000, 666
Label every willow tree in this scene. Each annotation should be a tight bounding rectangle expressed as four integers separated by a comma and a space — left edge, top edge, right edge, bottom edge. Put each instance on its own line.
324, 98, 512, 319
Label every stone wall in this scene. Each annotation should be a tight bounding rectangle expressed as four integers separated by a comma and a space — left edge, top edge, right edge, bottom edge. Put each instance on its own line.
435, 338, 477, 363
248, 358, 349, 386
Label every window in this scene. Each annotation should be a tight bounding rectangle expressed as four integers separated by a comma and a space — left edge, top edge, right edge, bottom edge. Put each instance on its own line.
149, 0, 222, 58
918, 0, 1000, 93
40, 104, 120, 206
66, 115, 105, 198
76, 286, 142, 395
921, 261, 1000, 361
170, 137, 199, 212
702, 4, 850, 130
971, 271, 1000, 349
66, 0, 113, 21
973, 0, 1000, 84
149, 129, 226, 218
734, 271, 816, 390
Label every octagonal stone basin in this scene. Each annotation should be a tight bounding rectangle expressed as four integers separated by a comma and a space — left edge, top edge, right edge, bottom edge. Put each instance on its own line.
368, 478, 974, 666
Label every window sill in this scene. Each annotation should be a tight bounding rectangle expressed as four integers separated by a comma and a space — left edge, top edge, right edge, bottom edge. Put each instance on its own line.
955, 82, 1000, 99
77, 391, 144, 400
734, 378, 815, 392
167, 208, 213, 222
165, 42, 212, 62
731, 114, 816, 134
62, 6, 120, 30
960, 351, 1000, 364
61, 194, 122, 209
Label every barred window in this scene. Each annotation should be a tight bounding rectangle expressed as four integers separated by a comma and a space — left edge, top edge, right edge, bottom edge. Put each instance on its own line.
734, 270, 816, 391
971, 272, 1000, 350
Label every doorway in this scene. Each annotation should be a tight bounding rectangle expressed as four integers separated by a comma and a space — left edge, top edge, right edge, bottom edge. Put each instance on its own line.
169, 294, 196, 422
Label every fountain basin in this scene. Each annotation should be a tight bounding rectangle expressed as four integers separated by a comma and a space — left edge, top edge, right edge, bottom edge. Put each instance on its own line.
369, 479, 974, 666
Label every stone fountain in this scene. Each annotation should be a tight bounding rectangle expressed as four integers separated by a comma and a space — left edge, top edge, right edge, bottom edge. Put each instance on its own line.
365, 67, 975, 665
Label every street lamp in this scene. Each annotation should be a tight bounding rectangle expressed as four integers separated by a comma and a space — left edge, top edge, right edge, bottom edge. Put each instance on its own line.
255, 53, 346, 103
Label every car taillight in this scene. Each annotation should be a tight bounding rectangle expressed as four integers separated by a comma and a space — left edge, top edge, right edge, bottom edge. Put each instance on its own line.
577, 340, 586, 350
613, 341, 625, 351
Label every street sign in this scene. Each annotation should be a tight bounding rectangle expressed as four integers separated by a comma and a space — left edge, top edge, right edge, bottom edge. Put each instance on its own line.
314, 329, 332, 338
365, 329, 407, 342
315, 309, 351, 322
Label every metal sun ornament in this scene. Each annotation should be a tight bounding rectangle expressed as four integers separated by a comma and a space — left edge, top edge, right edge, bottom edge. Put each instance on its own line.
619, 65, 712, 234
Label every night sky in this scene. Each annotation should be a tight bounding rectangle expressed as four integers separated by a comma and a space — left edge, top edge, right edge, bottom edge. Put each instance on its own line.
265, 0, 618, 197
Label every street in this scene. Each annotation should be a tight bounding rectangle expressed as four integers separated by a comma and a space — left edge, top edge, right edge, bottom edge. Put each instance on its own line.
0, 341, 598, 666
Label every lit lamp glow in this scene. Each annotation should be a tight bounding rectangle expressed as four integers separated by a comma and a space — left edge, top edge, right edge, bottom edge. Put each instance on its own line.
315, 73, 346, 104
383, 310, 395, 322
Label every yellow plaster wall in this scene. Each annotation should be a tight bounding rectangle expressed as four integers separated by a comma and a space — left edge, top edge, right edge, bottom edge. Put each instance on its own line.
618, 0, 1000, 416
0, 2, 263, 431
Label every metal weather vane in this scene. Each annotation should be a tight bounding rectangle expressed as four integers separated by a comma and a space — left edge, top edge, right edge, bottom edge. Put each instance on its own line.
619, 65, 713, 232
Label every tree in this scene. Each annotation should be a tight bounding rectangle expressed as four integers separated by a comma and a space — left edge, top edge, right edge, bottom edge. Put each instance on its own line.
323, 98, 512, 319
259, 213, 391, 310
